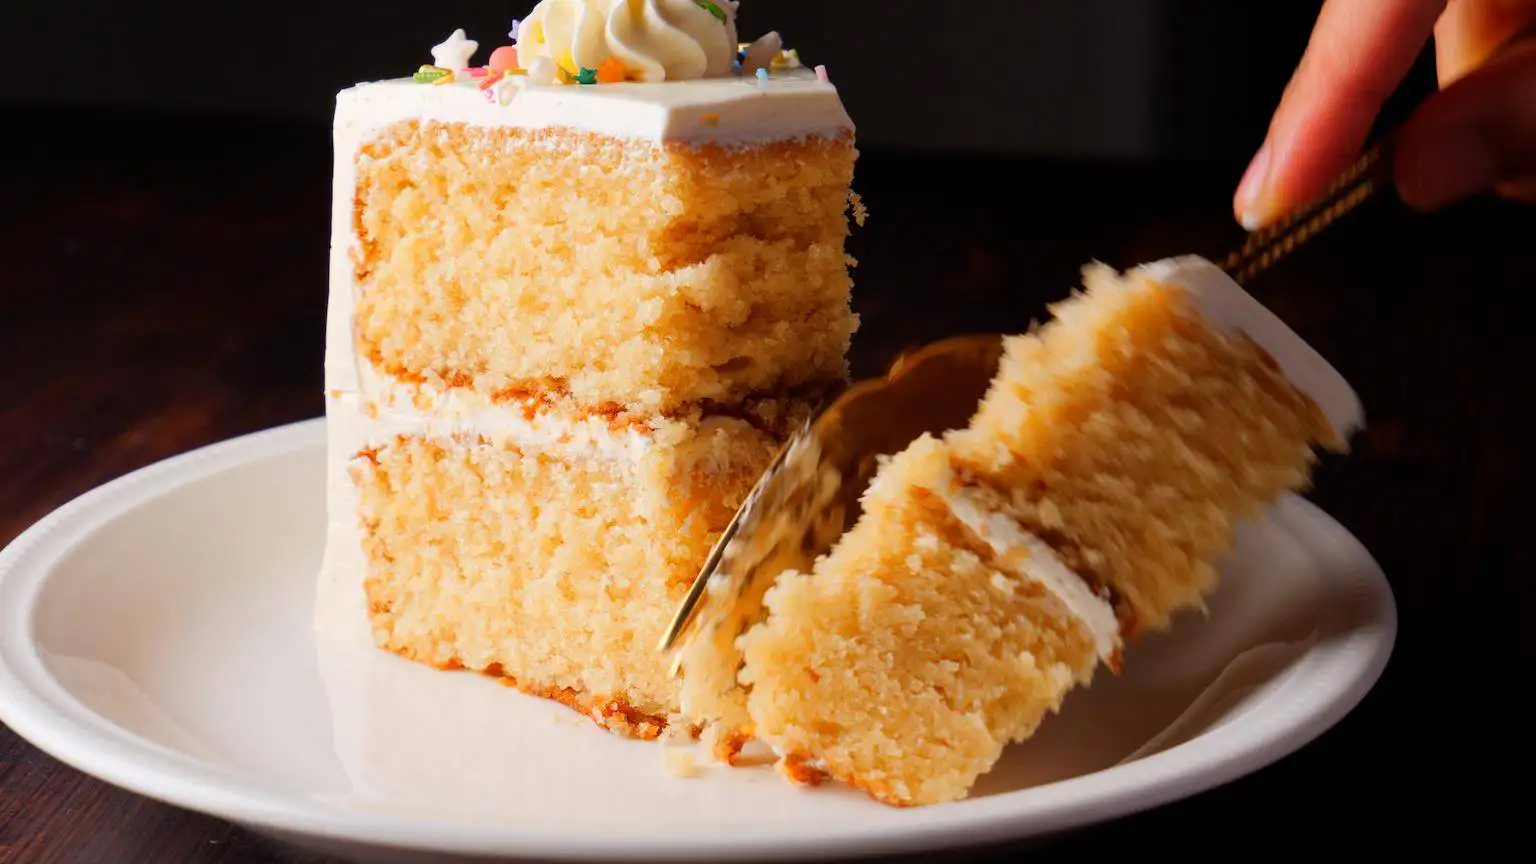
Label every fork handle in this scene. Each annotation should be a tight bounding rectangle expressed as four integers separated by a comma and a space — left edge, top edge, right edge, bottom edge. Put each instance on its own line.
1220, 135, 1396, 283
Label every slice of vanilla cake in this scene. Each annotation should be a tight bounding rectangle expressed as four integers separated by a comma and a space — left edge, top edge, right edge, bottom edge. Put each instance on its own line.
316, 2, 861, 737
680, 256, 1363, 803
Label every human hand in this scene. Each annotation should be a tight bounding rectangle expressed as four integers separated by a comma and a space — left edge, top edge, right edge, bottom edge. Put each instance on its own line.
1234, 0, 1536, 229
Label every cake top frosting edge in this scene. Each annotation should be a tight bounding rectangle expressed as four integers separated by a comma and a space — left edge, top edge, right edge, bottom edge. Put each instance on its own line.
337, 2, 853, 145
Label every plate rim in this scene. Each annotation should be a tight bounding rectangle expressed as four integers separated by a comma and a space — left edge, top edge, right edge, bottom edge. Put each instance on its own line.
0, 418, 1397, 861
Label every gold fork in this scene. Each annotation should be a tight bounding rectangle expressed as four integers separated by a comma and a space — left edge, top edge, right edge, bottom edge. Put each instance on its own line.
657, 138, 1394, 660
1221, 136, 1394, 282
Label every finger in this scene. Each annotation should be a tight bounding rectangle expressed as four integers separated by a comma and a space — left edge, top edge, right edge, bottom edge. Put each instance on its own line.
1235, 0, 1446, 229
1393, 39, 1536, 209
1436, 0, 1536, 85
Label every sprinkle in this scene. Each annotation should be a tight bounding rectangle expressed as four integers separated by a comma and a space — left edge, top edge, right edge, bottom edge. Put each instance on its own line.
700, 113, 720, 127
478, 68, 505, 89
771, 48, 801, 71
527, 56, 558, 86
431, 28, 479, 70
695, 0, 728, 23
489, 45, 520, 73
413, 64, 451, 83
468, 66, 490, 78
596, 57, 627, 83
755, 67, 768, 83
490, 75, 522, 106
432, 70, 457, 85
575, 66, 599, 85
814, 64, 829, 83
508, 18, 522, 40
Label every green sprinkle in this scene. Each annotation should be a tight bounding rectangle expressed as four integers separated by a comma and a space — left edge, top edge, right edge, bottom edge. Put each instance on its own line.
413, 64, 450, 83
575, 66, 599, 85
695, 0, 727, 23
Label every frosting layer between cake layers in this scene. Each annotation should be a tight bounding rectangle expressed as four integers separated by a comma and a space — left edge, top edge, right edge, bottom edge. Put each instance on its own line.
317, 365, 647, 646
315, 358, 806, 650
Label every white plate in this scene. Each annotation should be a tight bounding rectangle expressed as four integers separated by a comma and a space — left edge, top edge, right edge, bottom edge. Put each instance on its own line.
0, 419, 1395, 863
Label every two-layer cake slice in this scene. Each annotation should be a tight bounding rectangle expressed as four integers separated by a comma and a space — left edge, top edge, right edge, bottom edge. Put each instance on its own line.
678, 256, 1364, 804
316, 5, 860, 735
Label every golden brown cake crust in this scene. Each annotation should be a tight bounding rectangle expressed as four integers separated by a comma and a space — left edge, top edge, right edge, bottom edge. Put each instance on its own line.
408, 652, 674, 740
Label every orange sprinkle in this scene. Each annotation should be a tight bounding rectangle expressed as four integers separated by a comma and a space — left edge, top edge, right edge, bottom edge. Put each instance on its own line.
596, 57, 627, 84
700, 113, 720, 127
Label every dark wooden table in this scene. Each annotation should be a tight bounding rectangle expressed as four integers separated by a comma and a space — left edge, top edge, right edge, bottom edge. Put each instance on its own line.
1, 104, 1529, 863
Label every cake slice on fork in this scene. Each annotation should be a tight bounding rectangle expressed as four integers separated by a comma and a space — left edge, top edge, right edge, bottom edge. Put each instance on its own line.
678, 256, 1363, 806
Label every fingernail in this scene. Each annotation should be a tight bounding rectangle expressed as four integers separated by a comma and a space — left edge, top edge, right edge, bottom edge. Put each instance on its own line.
1235, 139, 1273, 229
1396, 126, 1498, 210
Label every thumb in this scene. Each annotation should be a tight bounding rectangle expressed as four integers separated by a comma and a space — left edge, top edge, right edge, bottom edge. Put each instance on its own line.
1394, 38, 1536, 209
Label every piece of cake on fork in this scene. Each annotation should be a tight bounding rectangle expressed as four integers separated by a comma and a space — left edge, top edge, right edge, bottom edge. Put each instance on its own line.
677, 256, 1363, 805
314, 0, 862, 738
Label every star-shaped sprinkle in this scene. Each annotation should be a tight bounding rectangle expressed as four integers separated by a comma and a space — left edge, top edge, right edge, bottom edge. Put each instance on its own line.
695, 1, 727, 23
431, 28, 478, 70
575, 66, 599, 85
771, 48, 801, 71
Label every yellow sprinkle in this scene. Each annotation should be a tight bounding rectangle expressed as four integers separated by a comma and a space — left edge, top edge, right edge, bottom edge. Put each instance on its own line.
432, 70, 456, 85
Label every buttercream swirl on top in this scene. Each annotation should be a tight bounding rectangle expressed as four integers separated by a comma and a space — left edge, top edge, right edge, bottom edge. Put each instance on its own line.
516, 0, 740, 83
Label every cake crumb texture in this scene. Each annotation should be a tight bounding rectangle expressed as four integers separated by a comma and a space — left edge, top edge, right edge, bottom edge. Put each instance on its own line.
737, 437, 1099, 807
352, 408, 795, 728
948, 262, 1341, 635
352, 122, 859, 413
713, 263, 1345, 806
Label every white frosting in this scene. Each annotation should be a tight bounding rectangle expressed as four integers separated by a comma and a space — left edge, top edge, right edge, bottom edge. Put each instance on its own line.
1135, 255, 1366, 443
920, 461, 1123, 665
516, 0, 739, 82
333, 66, 850, 148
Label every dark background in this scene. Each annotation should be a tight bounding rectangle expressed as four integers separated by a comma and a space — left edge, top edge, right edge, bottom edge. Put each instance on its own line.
1, 1, 1526, 862
0, 1, 1435, 158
